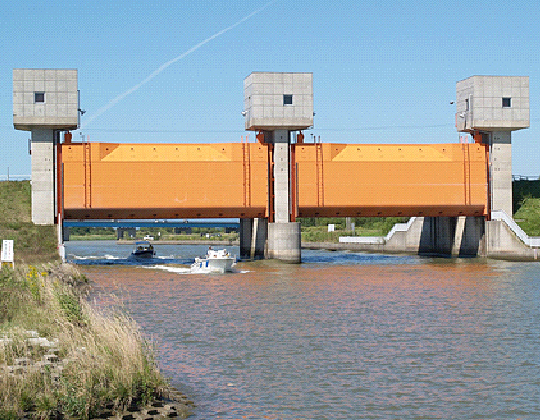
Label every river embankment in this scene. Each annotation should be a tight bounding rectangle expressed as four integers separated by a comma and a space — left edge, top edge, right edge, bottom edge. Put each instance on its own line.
0, 263, 194, 419
0, 181, 195, 419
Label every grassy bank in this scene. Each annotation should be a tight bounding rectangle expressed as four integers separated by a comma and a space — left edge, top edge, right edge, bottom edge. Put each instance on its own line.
0, 181, 59, 264
514, 198, 540, 236
0, 264, 180, 419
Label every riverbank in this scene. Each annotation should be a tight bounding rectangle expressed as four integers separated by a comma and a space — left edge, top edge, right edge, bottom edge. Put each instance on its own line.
0, 263, 194, 419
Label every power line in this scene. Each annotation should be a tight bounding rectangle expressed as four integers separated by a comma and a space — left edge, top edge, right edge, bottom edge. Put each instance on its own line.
3, 118, 540, 133
1, 124, 453, 133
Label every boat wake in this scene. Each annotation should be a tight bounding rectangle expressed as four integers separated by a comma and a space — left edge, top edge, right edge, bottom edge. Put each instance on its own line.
67, 254, 190, 266
146, 264, 192, 274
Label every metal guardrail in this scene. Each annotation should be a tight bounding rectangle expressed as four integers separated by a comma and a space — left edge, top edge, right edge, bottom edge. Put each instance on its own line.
491, 210, 540, 247
338, 236, 384, 245
63, 220, 240, 229
512, 175, 539, 181
384, 217, 417, 242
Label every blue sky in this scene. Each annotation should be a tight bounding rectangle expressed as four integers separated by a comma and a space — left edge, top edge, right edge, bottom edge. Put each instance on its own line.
1, 0, 539, 177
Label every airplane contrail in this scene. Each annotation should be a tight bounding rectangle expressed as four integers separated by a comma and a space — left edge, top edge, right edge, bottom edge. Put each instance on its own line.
81, 0, 276, 129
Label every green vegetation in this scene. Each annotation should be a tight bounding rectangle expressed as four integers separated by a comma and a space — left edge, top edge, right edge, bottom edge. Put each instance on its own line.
513, 179, 540, 213
68, 227, 116, 241
0, 181, 59, 264
69, 226, 240, 241
512, 179, 540, 236
134, 228, 238, 242
514, 198, 540, 236
299, 217, 408, 243
0, 264, 170, 419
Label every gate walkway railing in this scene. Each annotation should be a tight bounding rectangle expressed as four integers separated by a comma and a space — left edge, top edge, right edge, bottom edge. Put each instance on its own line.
491, 210, 540, 247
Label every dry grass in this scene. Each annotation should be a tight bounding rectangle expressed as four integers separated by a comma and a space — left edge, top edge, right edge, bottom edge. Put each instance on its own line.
0, 264, 167, 419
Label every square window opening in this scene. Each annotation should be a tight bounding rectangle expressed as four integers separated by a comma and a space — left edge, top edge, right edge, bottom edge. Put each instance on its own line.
283, 94, 293, 105
502, 97, 511, 108
34, 92, 45, 103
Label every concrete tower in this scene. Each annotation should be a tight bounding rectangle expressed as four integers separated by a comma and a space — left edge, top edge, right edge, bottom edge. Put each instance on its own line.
243, 72, 314, 262
13, 69, 79, 225
456, 76, 529, 217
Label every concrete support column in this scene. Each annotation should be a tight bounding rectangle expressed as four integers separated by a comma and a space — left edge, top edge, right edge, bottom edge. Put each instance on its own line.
240, 218, 252, 260
490, 131, 512, 216
240, 218, 268, 260
272, 131, 290, 223
31, 129, 55, 225
268, 222, 301, 263
267, 130, 302, 263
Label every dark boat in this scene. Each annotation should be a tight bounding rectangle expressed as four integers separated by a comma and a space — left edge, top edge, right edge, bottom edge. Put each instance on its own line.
130, 241, 155, 259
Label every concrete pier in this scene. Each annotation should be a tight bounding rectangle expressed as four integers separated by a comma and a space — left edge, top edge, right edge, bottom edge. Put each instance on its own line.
117, 228, 137, 240
239, 218, 268, 260
490, 131, 513, 216
267, 222, 301, 262
30, 129, 56, 225
266, 131, 302, 262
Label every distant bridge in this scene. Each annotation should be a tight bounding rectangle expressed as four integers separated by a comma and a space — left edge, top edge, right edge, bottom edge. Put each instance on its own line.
63, 220, 240, 229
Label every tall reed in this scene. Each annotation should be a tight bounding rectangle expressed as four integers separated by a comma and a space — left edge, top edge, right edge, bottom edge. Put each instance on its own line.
0, 264, 167, 419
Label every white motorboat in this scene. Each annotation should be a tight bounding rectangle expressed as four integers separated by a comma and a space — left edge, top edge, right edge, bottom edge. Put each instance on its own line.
129, 241, 155, 259
191, 248, 236, 273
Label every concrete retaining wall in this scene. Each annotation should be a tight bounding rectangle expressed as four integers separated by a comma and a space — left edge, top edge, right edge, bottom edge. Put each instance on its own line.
338, 216, 538, 260
485, 220, 539, 260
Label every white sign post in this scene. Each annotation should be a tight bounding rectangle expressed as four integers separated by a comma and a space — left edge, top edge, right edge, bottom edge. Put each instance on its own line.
1, 240, 14, 268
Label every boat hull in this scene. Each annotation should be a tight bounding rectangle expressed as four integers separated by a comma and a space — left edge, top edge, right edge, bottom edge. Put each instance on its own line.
130, 250, 155, 259
191, 257, 235, 273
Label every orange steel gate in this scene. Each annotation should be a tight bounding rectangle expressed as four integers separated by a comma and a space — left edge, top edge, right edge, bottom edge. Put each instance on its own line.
59, 142, 488, 220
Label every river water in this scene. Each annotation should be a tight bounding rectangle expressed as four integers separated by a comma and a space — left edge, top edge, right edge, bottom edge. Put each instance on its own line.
67, 241, 540, 420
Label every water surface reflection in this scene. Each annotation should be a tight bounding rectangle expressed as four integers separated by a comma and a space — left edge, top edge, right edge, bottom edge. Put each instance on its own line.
80, 253, 540, 420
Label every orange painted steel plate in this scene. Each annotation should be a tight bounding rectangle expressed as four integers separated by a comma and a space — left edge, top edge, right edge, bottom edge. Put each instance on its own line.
62, 142, 488, 219
294, 143, 488, 217
62, 143, 269, 219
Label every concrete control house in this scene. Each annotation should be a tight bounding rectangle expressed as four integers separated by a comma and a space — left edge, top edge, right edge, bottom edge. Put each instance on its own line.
244, 72, 313, 131
13, 68, 79, 225
456, 76, 529, 217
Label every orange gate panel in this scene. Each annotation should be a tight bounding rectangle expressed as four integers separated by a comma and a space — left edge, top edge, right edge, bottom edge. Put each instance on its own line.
61, 142, 488, 219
